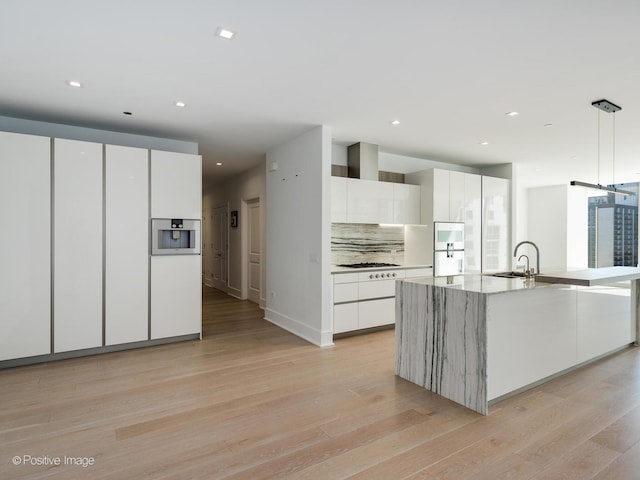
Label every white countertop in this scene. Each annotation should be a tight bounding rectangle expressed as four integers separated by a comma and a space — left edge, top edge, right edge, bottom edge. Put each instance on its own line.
535, 267, 640, 286
400, 274, 555, 294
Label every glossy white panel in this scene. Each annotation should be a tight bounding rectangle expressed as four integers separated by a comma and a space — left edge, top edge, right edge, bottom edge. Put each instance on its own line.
359, 279, 396, 299
151, 150, 202, 218
464, 173, 482, 273
331, 176, 347, 223
432, 169, 450, 222
334, 283, 358, 303
487, 285, 577, 399
346, 178, 394, 224
359, 297, 395, 328
576, 286, 632, 362
393, 183, 420, 224
0, 132, 51, 360
333, 303, 358, 333
482, 176, 510, 272
449, 171, 465, 222
105, 145, 149, 345
54, 139, 103, 353
151, 255, 201, 339
333, 272, 359, 284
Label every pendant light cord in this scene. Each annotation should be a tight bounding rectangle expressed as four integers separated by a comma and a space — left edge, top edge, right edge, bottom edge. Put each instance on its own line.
612, 112, 616, 186
597, 109, 601, 185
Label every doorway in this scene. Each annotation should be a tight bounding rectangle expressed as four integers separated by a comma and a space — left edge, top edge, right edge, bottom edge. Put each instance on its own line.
211, 204, 229, 290
244, 198, 261, 305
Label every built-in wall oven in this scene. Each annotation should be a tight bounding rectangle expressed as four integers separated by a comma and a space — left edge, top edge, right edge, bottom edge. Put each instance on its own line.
433, 221, 464, 277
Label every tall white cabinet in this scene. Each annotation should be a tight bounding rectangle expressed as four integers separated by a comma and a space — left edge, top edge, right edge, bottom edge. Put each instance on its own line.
412, 169, 483, 273
481, 176, 510, 272
0, 129, 203, 366
408, 168, 509, 273
105, 145, 149, 345
150, 150, 202, 340
0, 132, 51, 361
53, 139, 103, 353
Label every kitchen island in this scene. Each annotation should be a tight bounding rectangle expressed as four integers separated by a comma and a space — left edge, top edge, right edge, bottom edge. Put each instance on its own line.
395, 268, 640, 414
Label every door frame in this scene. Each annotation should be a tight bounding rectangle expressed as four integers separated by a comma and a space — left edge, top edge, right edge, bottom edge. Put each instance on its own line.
241, 195, 263, 307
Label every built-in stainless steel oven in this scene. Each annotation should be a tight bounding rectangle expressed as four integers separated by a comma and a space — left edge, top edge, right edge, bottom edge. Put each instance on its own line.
151, 218, 201, 255
434, 222, 464, 277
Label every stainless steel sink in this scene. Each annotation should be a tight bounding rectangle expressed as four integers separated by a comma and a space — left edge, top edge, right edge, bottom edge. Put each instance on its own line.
489, 271, 528, 278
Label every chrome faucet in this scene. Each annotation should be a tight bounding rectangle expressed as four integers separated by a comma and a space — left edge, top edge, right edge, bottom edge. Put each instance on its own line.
514, 241, 540, 276
518, 254, 532, 277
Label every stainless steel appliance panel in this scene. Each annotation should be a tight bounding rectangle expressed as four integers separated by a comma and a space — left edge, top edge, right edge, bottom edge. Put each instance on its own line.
151, 218, 201, 255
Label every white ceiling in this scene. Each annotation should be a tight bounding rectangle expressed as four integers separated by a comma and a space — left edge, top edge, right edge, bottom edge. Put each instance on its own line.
2, 1, 640, 188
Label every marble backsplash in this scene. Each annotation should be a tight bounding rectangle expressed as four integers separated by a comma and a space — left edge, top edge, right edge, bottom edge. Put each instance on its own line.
332, 223, 405, 265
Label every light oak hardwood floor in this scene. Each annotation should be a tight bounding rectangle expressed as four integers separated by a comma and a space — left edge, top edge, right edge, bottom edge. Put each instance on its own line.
1, 286, 640, 479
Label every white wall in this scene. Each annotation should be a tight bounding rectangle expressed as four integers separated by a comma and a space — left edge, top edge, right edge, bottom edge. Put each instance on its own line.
203, 160, 267, 303
528, 185, 588, 271
266, 126, 332, 346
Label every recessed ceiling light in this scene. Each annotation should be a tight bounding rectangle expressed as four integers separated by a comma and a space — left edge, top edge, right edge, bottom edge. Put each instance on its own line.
480, 141, 489, 146
505, 111, 519, 117
175, 101, 187, 108
216, 27, 236, 39
123, 111, 132, 116
67, 80, 83, 88
216, 162, 223, 166
544, 123, 553, 127
390, 120, 400, 125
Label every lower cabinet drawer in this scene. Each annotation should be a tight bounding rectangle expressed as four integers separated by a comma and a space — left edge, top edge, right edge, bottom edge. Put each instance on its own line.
358, 297, 395, 329
334, 283, 358, 303
333, 303, 358, 333
358, 279, 395, 299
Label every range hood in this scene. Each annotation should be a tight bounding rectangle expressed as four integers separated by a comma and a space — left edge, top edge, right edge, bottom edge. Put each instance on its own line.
347, 142, 379, 180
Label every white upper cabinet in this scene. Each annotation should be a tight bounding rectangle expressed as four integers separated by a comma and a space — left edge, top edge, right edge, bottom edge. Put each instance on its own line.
331, 176, 347, 223
346, 178, 394, 224
449, 171, 466, 222
54, 139, 103, 353
151, 150, 202, 219
105, 145, 149, 346
393, 183, 420, 224
333, 177, 419, 224
0, 132, 51, 361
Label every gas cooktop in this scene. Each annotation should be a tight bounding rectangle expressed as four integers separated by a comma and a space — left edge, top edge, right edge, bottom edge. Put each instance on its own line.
337, 262, 400, 268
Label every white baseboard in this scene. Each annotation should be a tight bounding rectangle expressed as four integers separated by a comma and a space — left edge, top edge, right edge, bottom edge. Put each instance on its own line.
264, 308, 333, 347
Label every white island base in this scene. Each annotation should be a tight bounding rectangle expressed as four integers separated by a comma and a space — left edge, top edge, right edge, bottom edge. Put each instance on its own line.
396, 268, 640, 415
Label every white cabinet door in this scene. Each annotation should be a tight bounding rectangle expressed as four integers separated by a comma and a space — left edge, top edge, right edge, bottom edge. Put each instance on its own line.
331, 176, 347, 223
0, 132, 51, 361
576, 286, 632, 362
151, 150, 202, 219
334, 303, 358, 333
151, 255, 201, 339
449, 171, 466, 222
482, 176, 510, 273
432, 169, 450, 222
487, 285, 577, 400
347, 178, 394, 224
105, 145, 149, 346
393, 183, 420, 224
359, 298, 396, 328
54, 139, 103, 353
464, 174, 482, 273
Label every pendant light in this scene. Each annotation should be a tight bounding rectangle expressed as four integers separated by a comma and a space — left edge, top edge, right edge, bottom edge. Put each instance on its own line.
570, 99, 634, 196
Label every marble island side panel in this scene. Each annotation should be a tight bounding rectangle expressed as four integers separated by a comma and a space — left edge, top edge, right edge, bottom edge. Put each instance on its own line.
395, 279, 487, 414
